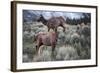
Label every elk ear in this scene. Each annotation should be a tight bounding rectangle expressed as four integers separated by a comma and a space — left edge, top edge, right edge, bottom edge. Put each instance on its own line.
40, 14, 42, 17
36, 14, 43, 21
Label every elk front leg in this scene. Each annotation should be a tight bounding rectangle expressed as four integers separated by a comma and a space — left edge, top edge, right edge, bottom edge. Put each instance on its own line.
51, 44, 56, 60
38, 45, 44, 55
36, 40, 42, 55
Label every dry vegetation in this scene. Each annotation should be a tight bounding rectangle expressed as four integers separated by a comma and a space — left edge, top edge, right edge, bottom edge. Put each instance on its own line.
23, 21, 91, 62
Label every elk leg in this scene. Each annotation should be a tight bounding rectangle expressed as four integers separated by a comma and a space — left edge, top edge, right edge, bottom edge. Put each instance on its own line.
36, 45, 40, 55
51, 44, 56, 59
36, 41, 42, 55
62, 25, 65, 32
48, 28, 50, 31
60, 24, 65, 32
55, 28, 57, 32
38, 45, 44, 55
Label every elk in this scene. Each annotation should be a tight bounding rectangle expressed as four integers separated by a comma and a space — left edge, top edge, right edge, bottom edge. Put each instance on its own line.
37, 15, 66, 32
35, 29, 58, 57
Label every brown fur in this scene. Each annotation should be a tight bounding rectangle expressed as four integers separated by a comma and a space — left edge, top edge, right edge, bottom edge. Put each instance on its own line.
37, 15, 66, 32
35, 30, 58, 55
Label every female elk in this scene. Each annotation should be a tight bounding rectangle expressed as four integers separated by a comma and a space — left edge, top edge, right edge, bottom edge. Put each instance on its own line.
37, 15, 66, 32
35, 29, 58, 57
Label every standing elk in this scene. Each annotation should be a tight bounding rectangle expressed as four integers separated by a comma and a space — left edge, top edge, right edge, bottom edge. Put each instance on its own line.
37, 15, 66, 32
34, 29, 58, 58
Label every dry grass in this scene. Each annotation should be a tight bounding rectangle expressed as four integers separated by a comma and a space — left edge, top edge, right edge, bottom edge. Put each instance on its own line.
23, 22, 91, 62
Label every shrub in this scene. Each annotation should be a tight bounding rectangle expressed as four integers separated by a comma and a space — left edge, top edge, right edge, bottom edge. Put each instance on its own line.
23, 21, 91, 62
33, 46, 52, 62
56, 46, 79, 60
23, 47, 35, 62
70, 33, 80, 45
